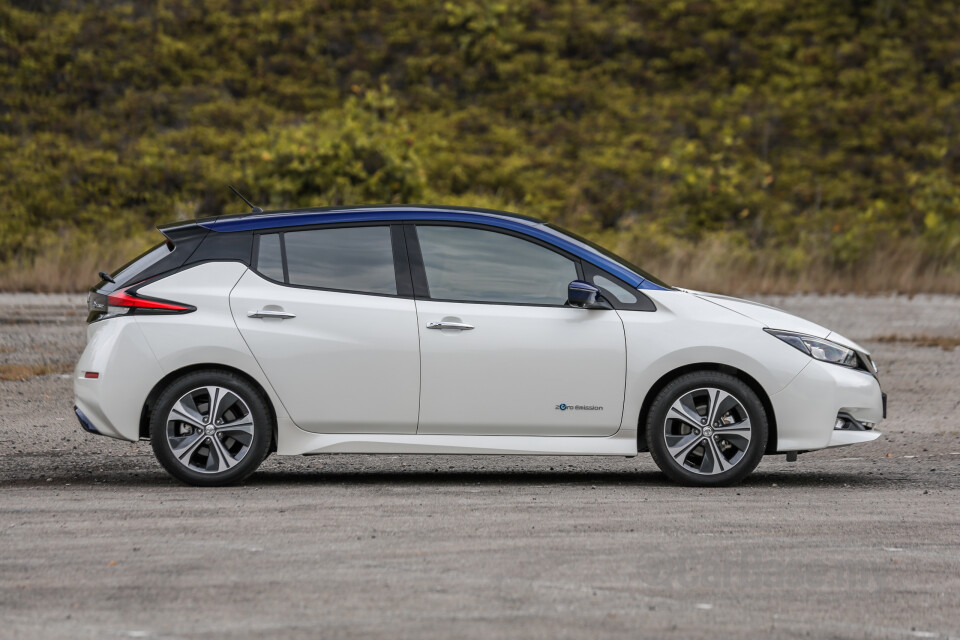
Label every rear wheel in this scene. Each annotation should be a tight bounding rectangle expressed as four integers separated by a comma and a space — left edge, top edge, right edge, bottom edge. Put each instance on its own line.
150, 370, 272, 486
647, 371, 767, 487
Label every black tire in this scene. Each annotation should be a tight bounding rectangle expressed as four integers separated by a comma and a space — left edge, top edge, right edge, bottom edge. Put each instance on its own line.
646, 371, 768, 487
150, 369, 272, 486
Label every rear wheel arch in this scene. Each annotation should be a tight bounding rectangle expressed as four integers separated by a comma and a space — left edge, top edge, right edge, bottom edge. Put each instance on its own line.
636, 363, 778, 454
139, 364, 278, 452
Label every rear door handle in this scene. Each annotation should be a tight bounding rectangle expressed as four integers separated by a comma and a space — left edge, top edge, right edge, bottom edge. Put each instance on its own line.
426, 321, 474, 331
248, 309, 296, 319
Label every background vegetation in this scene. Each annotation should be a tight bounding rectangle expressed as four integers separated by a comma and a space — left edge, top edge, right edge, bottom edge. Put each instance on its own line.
1, 0, 959, 293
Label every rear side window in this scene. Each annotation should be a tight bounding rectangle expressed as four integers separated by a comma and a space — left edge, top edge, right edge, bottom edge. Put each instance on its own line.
416, 226, 577, 305
256, 226, 396, 295
256, 234, 284, 282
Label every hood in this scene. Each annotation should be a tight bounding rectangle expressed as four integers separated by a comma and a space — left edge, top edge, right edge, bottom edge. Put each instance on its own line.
682, 290, 832, 338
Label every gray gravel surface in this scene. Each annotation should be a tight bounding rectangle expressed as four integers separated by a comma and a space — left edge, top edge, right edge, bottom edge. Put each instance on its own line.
1, 293, 959, 639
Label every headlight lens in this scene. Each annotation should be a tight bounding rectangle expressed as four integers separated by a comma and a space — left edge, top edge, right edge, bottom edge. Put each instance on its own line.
764, 329, 860, 368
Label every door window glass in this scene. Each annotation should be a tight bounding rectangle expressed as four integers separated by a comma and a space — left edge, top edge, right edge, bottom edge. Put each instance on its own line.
256, 233, 284, 282
417, 226, 576, 305
284, 227, 396, 295
593, 274, 638, 304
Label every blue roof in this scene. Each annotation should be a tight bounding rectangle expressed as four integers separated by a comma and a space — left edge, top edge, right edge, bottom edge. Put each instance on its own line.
199, 205, 668, 290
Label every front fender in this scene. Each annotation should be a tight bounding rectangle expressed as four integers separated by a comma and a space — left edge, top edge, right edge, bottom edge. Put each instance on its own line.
619, 290, 811, 434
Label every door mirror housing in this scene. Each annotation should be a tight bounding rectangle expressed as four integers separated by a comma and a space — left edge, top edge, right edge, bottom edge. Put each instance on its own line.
567, 280, 611, 309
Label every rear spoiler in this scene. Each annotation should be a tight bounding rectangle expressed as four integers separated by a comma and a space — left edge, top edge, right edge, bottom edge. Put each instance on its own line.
94, 220, 253, 294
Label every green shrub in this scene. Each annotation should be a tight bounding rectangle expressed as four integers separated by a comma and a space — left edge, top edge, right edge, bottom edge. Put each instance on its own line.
0, 0, 958, 291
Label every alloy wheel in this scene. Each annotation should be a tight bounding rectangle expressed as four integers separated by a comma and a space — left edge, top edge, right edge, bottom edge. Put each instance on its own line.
165, 385, 255, 474
662, 386, 753, 476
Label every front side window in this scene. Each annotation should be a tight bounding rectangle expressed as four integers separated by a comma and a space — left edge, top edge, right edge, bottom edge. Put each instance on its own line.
256, 226, 397, 295
592, 274, 637, 304
416, 226, 577, 305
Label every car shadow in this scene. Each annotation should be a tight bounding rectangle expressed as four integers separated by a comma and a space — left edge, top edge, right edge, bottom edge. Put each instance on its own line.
3, 458, 905, 490
244, 467, 899, 489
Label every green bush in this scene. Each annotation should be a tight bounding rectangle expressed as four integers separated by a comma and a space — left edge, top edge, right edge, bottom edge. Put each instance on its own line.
1, 0, 958, 291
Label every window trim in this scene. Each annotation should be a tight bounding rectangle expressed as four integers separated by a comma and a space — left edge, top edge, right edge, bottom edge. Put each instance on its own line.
247, 218, 656, 310
251, 222, 410, 299
405, 222, 587, 308
581, 262, 656, 312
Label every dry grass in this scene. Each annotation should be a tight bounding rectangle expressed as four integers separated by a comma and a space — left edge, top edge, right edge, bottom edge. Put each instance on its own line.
1, 232, 959, 295
0, 233, 150, 293
639, 239, 960, 296
0, 363, 74, 381
0, 251, 118, 293
872, 334, 960, 351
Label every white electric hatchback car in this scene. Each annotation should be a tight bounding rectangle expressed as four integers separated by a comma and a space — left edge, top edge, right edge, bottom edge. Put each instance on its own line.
74, 204, 885, 487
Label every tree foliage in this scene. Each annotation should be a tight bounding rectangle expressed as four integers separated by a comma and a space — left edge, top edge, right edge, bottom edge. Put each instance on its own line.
1, 0, 958, 289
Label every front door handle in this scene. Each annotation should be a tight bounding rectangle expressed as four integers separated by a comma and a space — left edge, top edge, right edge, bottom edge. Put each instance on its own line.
426, 321, 474, 331
248, 309, 296, 319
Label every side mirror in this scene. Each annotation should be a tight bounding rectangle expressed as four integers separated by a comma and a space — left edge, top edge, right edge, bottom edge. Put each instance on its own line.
567, 280, 611, 309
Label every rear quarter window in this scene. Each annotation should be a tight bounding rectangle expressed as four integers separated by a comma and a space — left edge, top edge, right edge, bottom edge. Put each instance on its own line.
256, 234, 284, 282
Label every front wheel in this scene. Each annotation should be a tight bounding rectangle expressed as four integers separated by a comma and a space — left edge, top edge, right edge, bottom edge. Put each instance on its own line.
150, 370, 272, 486
646, 371, 768, 487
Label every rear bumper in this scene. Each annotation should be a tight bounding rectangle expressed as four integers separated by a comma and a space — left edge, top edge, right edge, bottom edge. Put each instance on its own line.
770, 360, 884, 452
74, 406, 102, 436
73, 317, 164, 442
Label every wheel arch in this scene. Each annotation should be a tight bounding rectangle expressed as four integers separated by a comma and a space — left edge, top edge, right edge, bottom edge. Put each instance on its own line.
139, 363, 278, 451
636, 363, 778, 454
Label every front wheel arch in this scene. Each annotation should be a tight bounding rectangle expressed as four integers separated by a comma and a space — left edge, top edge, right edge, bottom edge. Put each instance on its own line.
139, 364, 277, 452
636, 363, 778, 455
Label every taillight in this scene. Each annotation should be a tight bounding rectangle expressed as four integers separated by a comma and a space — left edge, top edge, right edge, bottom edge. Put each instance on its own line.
106, 289, 192, 311
87, 285, 195, 323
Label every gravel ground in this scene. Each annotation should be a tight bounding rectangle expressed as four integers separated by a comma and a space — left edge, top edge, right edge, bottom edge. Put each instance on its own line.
1, 293, 959, 639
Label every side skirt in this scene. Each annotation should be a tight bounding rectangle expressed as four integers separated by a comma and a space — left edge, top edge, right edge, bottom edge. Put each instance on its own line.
278, 431, 639, 457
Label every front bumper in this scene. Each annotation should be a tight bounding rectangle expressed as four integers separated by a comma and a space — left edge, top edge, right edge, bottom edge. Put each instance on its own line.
770, 360, 884, 452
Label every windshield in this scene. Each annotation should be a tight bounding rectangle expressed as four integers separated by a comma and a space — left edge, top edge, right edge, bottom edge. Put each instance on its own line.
544, 224, 671, 289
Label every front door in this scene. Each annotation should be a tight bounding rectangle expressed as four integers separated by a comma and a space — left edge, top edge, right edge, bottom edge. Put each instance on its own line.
231, 226, 420, 434
410, 224, 626, 436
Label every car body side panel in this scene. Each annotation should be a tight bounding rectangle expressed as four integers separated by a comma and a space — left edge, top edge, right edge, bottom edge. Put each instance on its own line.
415, 300, 626, 436
620, 290, 813, 441
229, 270, 421, 434
625, 290, 884, 452
283, 432, 638, 456
74, 317, 164, 441
133, 262, 293, 428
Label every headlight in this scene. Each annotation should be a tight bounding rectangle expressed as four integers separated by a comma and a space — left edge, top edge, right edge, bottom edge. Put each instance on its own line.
764, 329, 860, 368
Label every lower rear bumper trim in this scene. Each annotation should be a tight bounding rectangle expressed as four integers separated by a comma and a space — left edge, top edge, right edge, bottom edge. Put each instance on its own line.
74, 406, 101, 436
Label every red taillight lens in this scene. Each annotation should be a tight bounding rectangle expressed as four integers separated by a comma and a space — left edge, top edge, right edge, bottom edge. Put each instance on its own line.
84, 371, 100, 379
107, 288, 191, 311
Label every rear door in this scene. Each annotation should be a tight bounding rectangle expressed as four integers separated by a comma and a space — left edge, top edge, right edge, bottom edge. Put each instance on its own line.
230, 225, 420, 434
